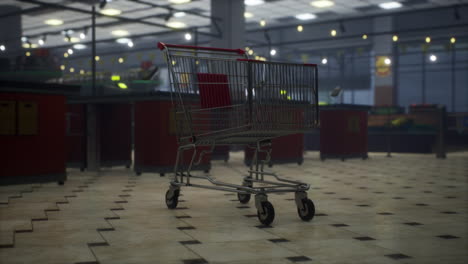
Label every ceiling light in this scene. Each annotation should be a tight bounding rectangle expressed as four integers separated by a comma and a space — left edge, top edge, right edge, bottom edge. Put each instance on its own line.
384, 58, 392, 65
295, 13, 317, 20
321, 58, 328, 64
429, 54, 437, 62
116, 38, 131, 44
44, 19, 64, 26
21, 36, 28, 42
450, 37, 456, 44
310, 0, 334, 8
425, 37, 431, 43
64, 37, 80, 43
100, 8, 122, 16
297, 25, 303, 32
362, 34, 368, 40
25, 51, 31, 57
80, 70, 85, 75
248, 49, 254, 55
169, 0, 192, 4
166, 21, 187, 28
70, 67, 75, 73
80, 32, 86, 39
270, 49, 276, 56
392, 35, 398, 42
64, 53, 69, 58
174, 12, 186, 17
245, 0, 264, 6
0, 45, 5, 51
330, 29, 337, 36
118, 57, 124, 63
38, 38, 45, 46
244, 12, 254, 18
260, 19, 266, 27
67, 48, 73, 54
22, 43, 38, 49
111, 30, 129, 37
95, 56, 100, 61
60, 65, 65, 71
73, 44, 86, 50
127, 41, 134, 48
184, 32, 192, 40
379, 2, 402, 10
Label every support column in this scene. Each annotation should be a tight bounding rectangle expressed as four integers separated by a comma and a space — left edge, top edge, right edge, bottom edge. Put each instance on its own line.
211, 0, 245, 49
0, 5, 22, 59
373, 16, 395, 106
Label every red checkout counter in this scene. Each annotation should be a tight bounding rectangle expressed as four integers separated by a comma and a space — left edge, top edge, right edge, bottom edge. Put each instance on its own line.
0, 81, 79, 185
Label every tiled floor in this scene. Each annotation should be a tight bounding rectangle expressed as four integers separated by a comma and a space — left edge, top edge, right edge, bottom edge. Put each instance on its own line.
1, 151, 467, 264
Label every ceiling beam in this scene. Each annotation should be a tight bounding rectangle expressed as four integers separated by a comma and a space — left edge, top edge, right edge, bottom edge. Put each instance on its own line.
16, 0, 172, 30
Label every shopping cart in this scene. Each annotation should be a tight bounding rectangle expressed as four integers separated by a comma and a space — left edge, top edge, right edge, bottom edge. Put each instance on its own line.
158, 42, 319, 225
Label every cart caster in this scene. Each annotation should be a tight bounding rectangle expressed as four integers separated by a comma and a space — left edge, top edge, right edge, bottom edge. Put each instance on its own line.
297, 198, 315, 221
204, 169, 210, 173
160, 173, 165, 177
237, 192, 251, 204
224, 158, 229, 163
80, 167, 85, 172
362, 155, 368, 160
268, 162, 273, 168
136, 171, 142, 176
297, 160, 303, 165
341, 157, 345, 162
257, 201, 275, 226
57, 181, 64, 186
165, 188, 180, 209
125, 164, 131, 169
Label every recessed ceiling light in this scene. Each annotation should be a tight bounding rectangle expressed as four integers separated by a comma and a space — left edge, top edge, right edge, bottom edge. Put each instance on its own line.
22, 43, 38, 49
111, 30, 129, 37
116, 38, 131, 44
166, 21, 187, 28
100, 8, 122, 16
429, 54, 437, 62
384, 57, 392, 65
297, 25, 303, 32
295, 13, 317, 20
26, 51, 31, 56
127, 41, 134, 48
169, 0, 191, 4
0, 45, 5, 51
310, 0, 334, 8
260, 19, 266, 27
244, 12, 254, 18
185, 32, 192, 40
450, 37, 456, 44
44, 19, 64, 26
378, 2, 402, 9
245, 0, 264, 6
362, 34, 368, 40
73, 44, 86, 50
174, 12, 186, 17
64, 37, 80, 43
330, 29, 337, 36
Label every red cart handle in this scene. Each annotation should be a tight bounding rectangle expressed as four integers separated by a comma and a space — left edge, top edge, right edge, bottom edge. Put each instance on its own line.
158, 42, 245, 55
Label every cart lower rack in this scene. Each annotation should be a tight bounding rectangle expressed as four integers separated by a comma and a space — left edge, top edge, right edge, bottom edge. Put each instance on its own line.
158, 42, 319, 226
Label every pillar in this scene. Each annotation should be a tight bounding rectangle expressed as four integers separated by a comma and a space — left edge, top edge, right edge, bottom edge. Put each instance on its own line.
373, 16, 395, 106
211, 0, 245, 49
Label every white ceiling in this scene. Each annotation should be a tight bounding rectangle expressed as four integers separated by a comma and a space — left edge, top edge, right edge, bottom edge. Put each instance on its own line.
2, 0, 467, 48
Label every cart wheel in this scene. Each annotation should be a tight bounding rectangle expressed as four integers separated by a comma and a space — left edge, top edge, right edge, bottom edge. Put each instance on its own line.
136, 171, 142, 176
268, 162, 273, 168
160, 173, 165, 177
57, 181, 64, 186
297, 198, 315, 221
165, 189, 180, 209
80, 167, 85, 172
297, 160, 303, 165
237, 192, 251, 204
341, 157, 345, 162
257, 201, 275, 226
204, 169, 210, 173
125, 164, 131, 169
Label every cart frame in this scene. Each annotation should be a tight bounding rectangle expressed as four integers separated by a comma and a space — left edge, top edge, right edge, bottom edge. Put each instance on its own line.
158, 42, 319, 225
